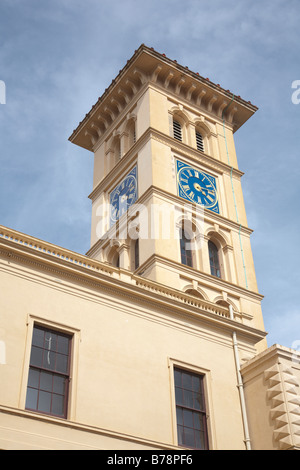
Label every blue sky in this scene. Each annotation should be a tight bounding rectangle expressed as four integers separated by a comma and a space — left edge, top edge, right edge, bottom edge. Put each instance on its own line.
0, 0, 299, 349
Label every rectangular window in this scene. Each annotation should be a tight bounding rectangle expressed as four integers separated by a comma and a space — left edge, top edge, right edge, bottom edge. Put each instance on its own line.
174, 367, 209, 449
25, 325, 71, 418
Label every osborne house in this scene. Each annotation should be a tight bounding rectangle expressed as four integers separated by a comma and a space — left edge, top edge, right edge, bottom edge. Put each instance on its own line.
0, 45, 299, 450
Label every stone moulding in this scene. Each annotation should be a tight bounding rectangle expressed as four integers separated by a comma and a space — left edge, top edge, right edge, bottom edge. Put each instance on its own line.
68, 44, 258, 152
0, 225, 266, 345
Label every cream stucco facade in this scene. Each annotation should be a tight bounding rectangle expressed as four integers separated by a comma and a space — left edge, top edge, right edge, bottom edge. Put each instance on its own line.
0, 45, 299, 450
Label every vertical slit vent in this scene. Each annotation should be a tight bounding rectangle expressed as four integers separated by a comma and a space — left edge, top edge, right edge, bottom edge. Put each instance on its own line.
196, 131, 204, 152
173, 120, 182, 141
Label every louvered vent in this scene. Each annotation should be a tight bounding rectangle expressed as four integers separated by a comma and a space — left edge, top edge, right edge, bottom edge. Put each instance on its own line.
196, 131, 204, 152
173, 120, 182, 141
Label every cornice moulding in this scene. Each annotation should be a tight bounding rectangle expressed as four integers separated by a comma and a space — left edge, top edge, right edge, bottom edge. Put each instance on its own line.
0, 225, 265, 344
69, 44, 258, 151
88, 126, 244, 202
241, 343, 300, 377
88, 182, 253, 256
136, 253, 264, 303
0, 405, 180, 450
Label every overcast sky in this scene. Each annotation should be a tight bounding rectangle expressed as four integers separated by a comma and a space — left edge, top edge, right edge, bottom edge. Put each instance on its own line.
0, 0, 299, 350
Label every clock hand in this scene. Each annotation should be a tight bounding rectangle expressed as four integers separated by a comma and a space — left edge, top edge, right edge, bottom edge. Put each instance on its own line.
198, 187, 215, 195
195, 186, 213, 196
193, 182, 205, 194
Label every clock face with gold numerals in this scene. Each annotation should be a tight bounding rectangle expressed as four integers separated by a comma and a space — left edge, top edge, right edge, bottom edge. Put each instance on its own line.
177, 160, 219, 214
110, 166, 138, 225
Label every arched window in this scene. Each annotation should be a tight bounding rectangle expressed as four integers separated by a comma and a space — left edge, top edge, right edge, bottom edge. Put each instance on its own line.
208, 241, 221, 278
180, 228, 193, 268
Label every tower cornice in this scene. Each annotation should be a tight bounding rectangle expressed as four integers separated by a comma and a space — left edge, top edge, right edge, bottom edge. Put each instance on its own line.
69, 44, 258, 151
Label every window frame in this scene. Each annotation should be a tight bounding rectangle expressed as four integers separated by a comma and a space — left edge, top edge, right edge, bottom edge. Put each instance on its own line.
169, 362, 210, 450
169, 359, 214, 449
25, 324, 72, 419
20, 316, 80, 421
174, 367, 209, 450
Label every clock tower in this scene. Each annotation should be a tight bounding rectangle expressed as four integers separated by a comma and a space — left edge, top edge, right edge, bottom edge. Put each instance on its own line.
69, 44, 265, 347
2, 44, 300, 451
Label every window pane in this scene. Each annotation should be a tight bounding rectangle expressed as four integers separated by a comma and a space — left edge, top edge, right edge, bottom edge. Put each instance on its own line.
28, 368, 39, 388
182, 372, 193, 390
32, 327, 44, 348
40, 371, 53, 392
30, 346, 43, 367
177, 425, 184, 446
43, 350, 56, 370
38, 390, 51, 414
195, 430, 206, 449
52, 394, 64, 416
180, 237, 193, 267
57, 335, 69, 355
175, 386, 184, 406
183, 409, 194, 428
184, 427, 195, 447
53, 375, 66, 395
176, 407, 183, 425
45, 332, 57, 351
208, 241, 221, 278
174, 369, 182, 387
56, 353, 68, 374
193, 412, 203, 430
26, 388, 38, 410
192, 375, 200, 392
183, 389, 194, 408
194, 391, 204, 411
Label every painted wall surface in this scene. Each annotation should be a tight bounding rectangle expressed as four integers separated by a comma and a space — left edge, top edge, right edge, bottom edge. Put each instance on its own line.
0, 249, 256, 449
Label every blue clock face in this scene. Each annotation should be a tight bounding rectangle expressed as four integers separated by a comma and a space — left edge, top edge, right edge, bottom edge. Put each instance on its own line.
110, 166, 138, 225
177, 160, 219, 214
